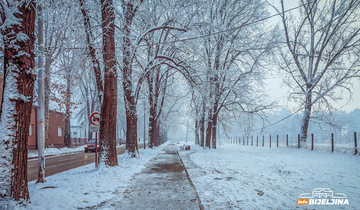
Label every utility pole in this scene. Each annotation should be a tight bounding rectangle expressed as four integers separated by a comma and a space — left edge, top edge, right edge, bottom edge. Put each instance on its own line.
36, 5, 46, 183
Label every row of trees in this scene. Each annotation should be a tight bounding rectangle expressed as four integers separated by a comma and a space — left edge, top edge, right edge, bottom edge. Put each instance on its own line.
0, 0, 359, 205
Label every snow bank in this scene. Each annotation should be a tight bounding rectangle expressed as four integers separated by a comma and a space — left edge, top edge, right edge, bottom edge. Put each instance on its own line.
27, 146, 85, 158
14, 143, 167, 210
179, 142, 360, 210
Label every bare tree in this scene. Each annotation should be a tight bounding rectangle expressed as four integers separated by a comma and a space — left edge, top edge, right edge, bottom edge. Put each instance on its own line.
275, 0, 360, 147
191, 0, 274, 148
0, 0, 36, 202
43, 0, 75, 148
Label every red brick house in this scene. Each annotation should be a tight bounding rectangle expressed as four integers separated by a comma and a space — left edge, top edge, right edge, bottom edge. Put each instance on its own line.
28, 106, 65, 150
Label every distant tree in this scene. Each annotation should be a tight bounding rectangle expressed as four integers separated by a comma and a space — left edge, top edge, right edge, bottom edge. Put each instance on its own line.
274, 0, 360, 147
134, 0, 188, 148
191, 0, 274, 148
43, 0, 76, 148
0, 0, 36, 202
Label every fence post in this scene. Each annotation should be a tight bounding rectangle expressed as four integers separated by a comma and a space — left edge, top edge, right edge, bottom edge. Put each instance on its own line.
270, 135, 271, 148
311, 134, 314, 151
251, 136, 253, 146
247, 136, 249, 145
355, 132, 358, 155
298, 134, 300, 149
257, 136, 258, 147
262, 135, 264, 147
286, 134, 288, 147
331, 133, 334, 153
277, 135, 278, 147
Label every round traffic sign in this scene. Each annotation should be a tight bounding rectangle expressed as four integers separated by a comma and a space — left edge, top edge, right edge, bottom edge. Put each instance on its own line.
90, 112, 101, 126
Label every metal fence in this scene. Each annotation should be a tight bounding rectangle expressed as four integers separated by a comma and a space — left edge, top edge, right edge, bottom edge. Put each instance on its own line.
221, 132, 360, 155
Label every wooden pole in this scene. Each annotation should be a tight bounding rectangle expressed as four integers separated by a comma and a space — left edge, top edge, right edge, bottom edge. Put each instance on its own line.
269, 135, 271, 148
298, 134, 300, 149
331, 133, 334, 153
286, 134, 288, 147
354, 132, 357, 155
311, 134, 314, 151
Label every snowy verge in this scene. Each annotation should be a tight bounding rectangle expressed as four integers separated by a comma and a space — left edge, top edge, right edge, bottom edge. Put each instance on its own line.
179, 142, 360, 210
27, 146, 85, 158
14, 143, 167, 210
27, 145, 125, 158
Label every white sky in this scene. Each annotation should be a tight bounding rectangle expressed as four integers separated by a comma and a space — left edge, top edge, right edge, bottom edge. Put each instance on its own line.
265, 0, 360, 113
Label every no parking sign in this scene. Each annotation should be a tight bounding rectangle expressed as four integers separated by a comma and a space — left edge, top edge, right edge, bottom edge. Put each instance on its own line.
90, 112, 100, 132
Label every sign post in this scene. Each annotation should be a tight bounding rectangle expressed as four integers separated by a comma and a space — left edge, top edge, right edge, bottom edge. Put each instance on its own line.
90, 112, 100, 167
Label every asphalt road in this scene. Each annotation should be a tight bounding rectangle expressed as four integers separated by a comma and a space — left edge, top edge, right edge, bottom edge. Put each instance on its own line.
27, 145, 127, 182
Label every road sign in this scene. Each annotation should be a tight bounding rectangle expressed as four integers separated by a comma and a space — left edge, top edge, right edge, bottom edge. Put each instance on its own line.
90, 112, 101, 126
90, 124, 100, 132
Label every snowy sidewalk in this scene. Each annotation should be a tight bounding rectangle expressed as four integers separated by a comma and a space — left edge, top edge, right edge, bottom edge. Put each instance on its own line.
98, 142, 202, 210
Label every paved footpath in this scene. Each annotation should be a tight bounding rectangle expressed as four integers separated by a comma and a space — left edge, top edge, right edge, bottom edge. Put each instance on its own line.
96, 142, 203, 210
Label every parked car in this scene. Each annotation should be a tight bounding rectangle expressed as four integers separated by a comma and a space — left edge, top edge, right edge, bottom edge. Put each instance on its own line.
84, 140, 99, 153
118, 138, 126, 145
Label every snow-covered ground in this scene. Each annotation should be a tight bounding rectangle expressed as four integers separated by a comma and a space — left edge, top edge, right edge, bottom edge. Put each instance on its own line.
5, 143, 167, 210
179, 142, 360, 210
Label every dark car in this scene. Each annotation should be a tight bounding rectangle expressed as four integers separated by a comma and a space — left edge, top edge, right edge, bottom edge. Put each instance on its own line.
84, 140, 99, 153
118, 138, 126, 145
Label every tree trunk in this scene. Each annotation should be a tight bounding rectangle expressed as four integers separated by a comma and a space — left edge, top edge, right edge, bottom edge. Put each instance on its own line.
149, 109, 157, 148
199, 103, 205, 147
205, 116, 212, 148
64, 74, 71, 147
300, 89, 312, 148
148, 73, 156, 148
122, 1, 142, 157
195, 119, 199, 145
126, 105, 138, 157
211, 112, 218, 149
0, 0, 36, 202
99, 0, 118, 166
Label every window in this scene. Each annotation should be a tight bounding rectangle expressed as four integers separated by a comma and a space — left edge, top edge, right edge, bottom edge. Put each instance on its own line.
58, 127, 63, 137
29, 124, 34, 136
73, 132, 78, 138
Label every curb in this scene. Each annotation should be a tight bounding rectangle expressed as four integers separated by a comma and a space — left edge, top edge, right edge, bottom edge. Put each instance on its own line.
177, 150, 205, 210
